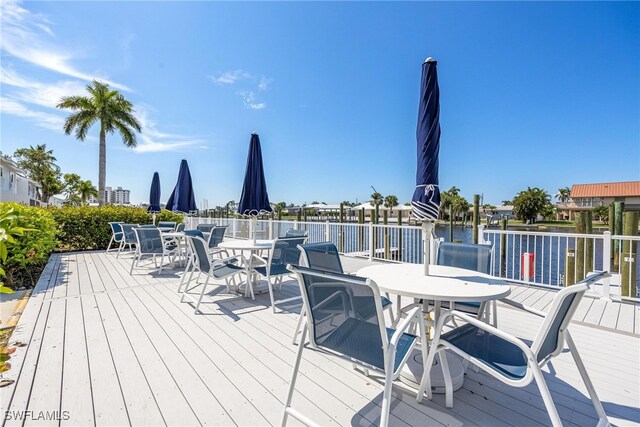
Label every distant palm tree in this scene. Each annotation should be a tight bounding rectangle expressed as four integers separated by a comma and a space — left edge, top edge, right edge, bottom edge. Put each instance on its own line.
555, 187, 571, 203
370, 192, 383, 223
57, 80, 142, 205
78, 180, 98, 205
383, 195, 399, 215
501, 200, 512, 206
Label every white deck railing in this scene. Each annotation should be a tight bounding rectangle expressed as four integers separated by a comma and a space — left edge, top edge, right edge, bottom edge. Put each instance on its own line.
190, 217, 639, 301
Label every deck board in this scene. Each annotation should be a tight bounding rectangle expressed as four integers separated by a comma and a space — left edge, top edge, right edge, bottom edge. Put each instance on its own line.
3, 251, 639, 427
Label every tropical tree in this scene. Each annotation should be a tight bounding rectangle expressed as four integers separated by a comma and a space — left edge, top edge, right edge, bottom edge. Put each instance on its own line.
440, 186, 462, 220
383, 195, 399, 215
274, 202, 287, 219
57, 80, 142, 205
555, 187, 572, 203
13, 144, 64, 203
63, 173, 82, 205
501, 200, 513, 206
592, 205, 609, 223
77, 180, 98, 204
512, 187, 554, 223
370, 192, 383, 223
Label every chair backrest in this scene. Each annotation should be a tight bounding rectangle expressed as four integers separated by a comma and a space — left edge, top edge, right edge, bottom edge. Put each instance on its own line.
531, 272, 606, 364
158, 221, 177, 230
436, 242, 493, 274
268, 237, 306, 270
299, 242, 344, 273
121, 224, 139, 244
288, 265, 389, 370
196, 223, 216, 233
285, 229, 309, 238
176, 223, 186, 232
139, 224, 157, 228
208, 225, 228, 249
133, 227, 164, 254
109, 222, 124, 242
184, 229, 204, 239
186, 235, 211, 272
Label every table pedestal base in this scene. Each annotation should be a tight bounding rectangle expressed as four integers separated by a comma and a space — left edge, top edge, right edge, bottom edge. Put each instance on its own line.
399, 349, 465, 394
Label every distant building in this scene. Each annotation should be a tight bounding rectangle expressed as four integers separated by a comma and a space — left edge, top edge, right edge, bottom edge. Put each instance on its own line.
88, 186, 131, 205
556, 181, 640, 220
0, 156, 44, 206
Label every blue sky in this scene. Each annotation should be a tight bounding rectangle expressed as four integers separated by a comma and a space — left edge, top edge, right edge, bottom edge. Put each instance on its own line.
1, 1, 638, 207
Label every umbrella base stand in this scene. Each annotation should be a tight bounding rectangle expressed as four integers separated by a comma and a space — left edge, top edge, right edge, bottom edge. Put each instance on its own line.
399, 349, 465, 394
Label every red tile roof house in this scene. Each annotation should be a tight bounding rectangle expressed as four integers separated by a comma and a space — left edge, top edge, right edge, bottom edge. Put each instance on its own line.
556, 181, 640, 220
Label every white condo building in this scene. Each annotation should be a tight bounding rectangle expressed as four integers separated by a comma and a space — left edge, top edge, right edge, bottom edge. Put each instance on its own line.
88, 186, 131, 205
0, 156, 45, 206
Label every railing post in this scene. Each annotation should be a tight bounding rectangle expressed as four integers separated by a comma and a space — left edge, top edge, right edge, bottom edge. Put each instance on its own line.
477, 224, 486, 244
269, 218, 274, 240
325, 220, 330, 242
368, 222, 374, 262
601, 231, 612, 301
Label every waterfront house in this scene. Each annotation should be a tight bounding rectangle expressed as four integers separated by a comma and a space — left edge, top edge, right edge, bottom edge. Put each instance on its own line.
556, 181, 640, 220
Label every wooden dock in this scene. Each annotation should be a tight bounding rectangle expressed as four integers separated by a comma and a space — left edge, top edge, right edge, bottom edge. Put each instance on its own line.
2, 251, 639, 426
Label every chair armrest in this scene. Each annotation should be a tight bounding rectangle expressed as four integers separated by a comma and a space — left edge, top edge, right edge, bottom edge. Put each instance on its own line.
213, 255, 246, 267
501, 299, 547, 318
390, 306, 422, 347
311, 290, 349, 313
435, 310, 535, 358
250, 253, 267, 266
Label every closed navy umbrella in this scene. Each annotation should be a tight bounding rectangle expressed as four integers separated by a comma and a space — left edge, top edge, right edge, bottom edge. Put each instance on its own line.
147, 171, 161, 224
166, 159, 197, 214
237, 133, 272, 241
411, 58, 441, 274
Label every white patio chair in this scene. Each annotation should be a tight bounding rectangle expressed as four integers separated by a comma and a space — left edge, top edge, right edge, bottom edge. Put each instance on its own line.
283, 265, 428, 427
181, 235, 246, 314
130, 227, 178, 274
418, 271, 610, 427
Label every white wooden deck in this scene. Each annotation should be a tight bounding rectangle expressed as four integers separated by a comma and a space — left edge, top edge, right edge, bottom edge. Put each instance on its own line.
2, 251, 639, 426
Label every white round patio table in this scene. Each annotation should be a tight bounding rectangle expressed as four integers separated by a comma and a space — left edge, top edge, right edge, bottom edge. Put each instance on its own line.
218, 239, 274, 298
357, 263, 511, 394
161, 231, 186, 266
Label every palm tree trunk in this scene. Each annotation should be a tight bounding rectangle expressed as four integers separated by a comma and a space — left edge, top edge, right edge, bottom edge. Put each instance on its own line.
98, 126, 106, 205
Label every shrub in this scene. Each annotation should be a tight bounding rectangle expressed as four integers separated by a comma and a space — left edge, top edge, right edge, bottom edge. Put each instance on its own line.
0, 203, 57, 289
48, 205, 183, 251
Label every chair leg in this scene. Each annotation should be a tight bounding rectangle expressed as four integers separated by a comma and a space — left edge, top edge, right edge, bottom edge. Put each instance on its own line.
292, 311, 306, 345
106, 235, 114, 253
178, 257, 193, 293
194, 274, 211, 314
280, 325, 307, 427
267, 275, 278, 313
130, 253, 138, 274
380, 346, 397, 427
438, 352, 453, 408
117, 241, 124, 258
565, 331, 609, 425
159, 253, 164, 274
181, 267, 197, 302
531, 364, 562, 427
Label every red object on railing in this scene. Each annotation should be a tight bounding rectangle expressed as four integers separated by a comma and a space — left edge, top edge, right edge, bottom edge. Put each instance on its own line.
521, 252, 535, 280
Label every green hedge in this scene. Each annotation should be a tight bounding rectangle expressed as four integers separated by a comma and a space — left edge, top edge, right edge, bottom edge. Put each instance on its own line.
48, 206, 184, 251
0, 203, 57, 289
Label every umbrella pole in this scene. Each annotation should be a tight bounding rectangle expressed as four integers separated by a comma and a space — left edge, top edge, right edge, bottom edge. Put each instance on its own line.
423, 221, 433, 276
152, 213, 156, 225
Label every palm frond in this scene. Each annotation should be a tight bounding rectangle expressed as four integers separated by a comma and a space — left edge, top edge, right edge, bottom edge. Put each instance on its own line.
113, 122, 137, 147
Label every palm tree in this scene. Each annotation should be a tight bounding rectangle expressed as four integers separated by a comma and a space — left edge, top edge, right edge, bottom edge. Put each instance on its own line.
383, 195, 399, 215
77, 180, 98, 205
555, 187, 571, 204
370, 192, 383, 224
57, 80, 142, 205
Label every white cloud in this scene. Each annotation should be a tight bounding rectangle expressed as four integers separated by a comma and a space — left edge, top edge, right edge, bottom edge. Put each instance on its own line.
0, 0, 130, 91
237, 91, 266, 110
0, 96, 64, 130
1, 67, 87, 109
207, 69, 252, 85
132, 106, 205, 153
257, 76, 272, 91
